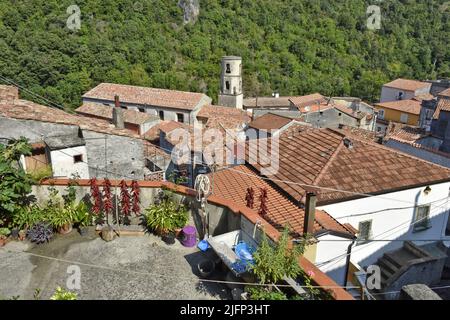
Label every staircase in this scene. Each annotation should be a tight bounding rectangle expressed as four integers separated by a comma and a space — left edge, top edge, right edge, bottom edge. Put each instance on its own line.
372, 241, 447, 299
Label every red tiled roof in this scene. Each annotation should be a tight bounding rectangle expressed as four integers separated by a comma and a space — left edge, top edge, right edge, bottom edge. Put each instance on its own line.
209, 165, 354, 237
433, 98, 450, 119
334, 104, 365, 120
247, 128, 450, 205
383, 79, 431, 92
334, 126, 381, 143
375, 99, 422, 115
384, 123, 426, 143
289, 93, 327, 108
75, 102, 159, 125
248, 113, 293, 130
83, 83, 209, 111
0, 99, 141, 139
438, 88, 450, 98
243, 97, 294, 108
197, 105, 251, 130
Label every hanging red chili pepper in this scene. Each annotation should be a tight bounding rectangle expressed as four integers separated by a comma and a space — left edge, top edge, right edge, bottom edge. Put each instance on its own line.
119, 180, 131, 216
258, 187, 268, 217
89, 178, 102, 215
245, 187, 255, 209
131, 180, 141, 216
102, 179, 113, 216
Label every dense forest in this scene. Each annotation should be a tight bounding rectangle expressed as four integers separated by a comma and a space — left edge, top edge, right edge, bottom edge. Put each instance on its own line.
0, 0, 448, 109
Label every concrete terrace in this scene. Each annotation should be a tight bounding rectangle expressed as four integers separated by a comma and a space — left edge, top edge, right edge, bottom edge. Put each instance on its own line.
0, 230, 230, 300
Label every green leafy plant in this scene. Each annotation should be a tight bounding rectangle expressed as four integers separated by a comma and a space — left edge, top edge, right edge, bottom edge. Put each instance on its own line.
0, 138, 33, 226
0, 227, 11, 239
12, 205, 47, 230
29, 165, 53, 182
71, 202, 92, 227
145, 192, 188, 234
50, 287, 77, 300
246, 286, 288, 300
251, 227, 304, 285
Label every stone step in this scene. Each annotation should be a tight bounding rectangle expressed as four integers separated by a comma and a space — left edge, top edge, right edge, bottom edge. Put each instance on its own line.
378, 257, 399, 275
383, 252, 403, 268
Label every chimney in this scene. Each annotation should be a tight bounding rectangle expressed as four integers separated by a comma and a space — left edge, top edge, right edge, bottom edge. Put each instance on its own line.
0, 85, 19, 103
112, 95, 124, 129
303, 192, 317, 235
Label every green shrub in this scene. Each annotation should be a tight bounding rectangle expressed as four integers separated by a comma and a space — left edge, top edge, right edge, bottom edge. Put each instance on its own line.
50, 287, 77, 300
29, 165, 53, 182
246, 286, 288, 300
145, 192, 188, 234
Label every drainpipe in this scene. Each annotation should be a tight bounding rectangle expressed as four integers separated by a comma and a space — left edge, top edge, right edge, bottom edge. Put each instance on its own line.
343, 238, 357, 287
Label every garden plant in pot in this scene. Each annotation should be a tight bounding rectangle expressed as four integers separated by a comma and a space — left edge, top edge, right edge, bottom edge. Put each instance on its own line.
71, 202, 91, 236
0, 227, 11, 247
145, 191, 188, 245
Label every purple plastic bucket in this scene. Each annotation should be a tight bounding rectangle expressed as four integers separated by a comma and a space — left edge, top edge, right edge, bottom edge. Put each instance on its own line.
181, 226, 197, 247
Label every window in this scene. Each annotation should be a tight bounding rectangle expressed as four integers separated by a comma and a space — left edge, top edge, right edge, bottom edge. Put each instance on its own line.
357, 220, 372, 245
414, 205, 431, 232
73, 154, 83, 163
226, 63, 231, 73
425, 109, 434, 120
138, 108, 145, 113
177, 113, 184, 123
400, 113, 409, 123
377, 126, 382, 132
338, 112, 342, 116
397, 91, 404, 100
225, 81, 230, 91
159, 111, 164, 120
378, 109, 385, 120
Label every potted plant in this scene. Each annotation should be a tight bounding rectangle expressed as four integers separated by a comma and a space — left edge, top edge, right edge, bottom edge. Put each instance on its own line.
145, 195, 182, 245
72, 202, 91, 236
0, 228, 11, 247
50, 208, 73, 234
173, 204, 189, 238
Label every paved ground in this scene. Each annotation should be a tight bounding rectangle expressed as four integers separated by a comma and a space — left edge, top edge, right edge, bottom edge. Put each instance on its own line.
0, 229, 231, 300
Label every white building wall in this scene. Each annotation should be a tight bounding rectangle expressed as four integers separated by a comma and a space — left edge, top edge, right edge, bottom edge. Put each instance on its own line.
380, 87, 415, 103
315, 234, 353, 285
50, 146, 89, 179
318, 182, 450, 268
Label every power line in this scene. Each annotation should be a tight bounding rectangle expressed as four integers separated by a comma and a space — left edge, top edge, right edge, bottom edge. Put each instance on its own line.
0, 246, 360, 290
0, 74, 64, 110
2, 77, 447, 206
315, 200, 449, 268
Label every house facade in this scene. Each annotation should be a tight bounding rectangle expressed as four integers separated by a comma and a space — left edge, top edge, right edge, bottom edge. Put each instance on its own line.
380, 79, 431, 103
0, 85, 158, 180
241, 126, 450, 286
82, 83, 212, 125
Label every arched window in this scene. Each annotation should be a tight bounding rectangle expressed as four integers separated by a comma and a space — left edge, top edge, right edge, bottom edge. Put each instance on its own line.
226, 81, 230, 91
226, 64, 231, 74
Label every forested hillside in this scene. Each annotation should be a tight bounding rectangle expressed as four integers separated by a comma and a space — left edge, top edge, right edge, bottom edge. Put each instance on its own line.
0, 0, 448, 109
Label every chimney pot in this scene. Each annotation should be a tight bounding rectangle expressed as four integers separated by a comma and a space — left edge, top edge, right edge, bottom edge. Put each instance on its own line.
303, 192, 317, 235
112, 95, 124, 129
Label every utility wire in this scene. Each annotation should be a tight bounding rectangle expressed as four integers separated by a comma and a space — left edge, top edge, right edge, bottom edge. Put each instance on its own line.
0, 246, 359, 290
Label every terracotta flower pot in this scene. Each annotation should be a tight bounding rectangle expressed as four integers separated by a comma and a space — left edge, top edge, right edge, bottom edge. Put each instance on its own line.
58, 224, 73, 235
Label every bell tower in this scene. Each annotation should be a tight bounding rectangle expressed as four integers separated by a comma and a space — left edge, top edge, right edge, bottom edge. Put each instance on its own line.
218, 56, 243, 109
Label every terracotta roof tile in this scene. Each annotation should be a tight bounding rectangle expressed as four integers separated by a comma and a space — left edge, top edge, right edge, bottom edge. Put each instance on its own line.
438, 88, 450, 98
209, 165, 353, 237
247, 128, 450, 205
0, 99, 141, 139
289, 93, 327, 108
248, 113, 293, 130
375, 99, 422, 115
197, 105, 251, 130
75, 102, 159, 125
383, 79, 431, 92
433, 97, 450, 119
83, 83, 208, 111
